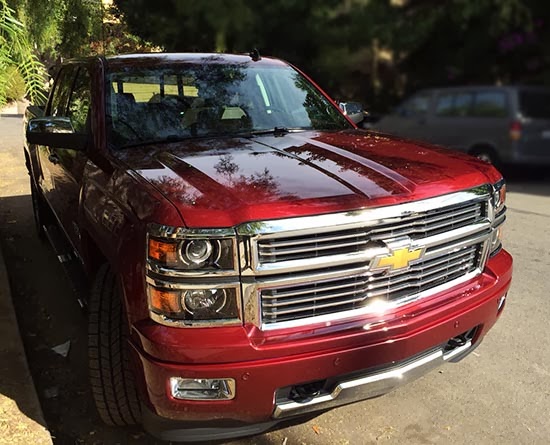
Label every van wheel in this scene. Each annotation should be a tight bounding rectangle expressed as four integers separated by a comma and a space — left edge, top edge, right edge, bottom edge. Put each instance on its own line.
470, 147, 501, 168
88, 265, 141, 426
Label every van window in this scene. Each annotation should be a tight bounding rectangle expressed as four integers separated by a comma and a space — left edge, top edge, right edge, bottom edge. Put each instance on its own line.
435, 92, 473, 117
454, 93, 473, 116
435, 94, 453, 116
471, 91, 508, 117
519, 91, 550, 119
398, 93, 430, 117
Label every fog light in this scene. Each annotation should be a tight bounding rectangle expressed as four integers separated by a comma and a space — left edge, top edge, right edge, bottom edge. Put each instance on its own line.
183, 288, 226, 313
170, 377, 235, 400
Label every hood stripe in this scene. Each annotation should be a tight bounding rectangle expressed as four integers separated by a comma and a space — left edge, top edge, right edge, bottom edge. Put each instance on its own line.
290, 134, 416, 193
251, 138, 383, 199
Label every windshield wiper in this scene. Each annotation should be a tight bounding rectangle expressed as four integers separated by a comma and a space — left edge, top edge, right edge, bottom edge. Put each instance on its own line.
245, 127, 311, 137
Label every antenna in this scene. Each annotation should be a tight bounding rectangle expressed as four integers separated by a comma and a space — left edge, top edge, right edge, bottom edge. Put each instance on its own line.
249, 48, 261, 62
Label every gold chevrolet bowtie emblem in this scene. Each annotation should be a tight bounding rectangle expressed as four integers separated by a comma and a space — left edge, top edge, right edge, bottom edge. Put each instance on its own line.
371, 244, 425, 272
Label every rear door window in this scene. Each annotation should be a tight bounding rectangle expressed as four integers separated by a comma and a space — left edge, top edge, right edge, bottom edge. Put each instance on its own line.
453, 93, 473, 116
399, 93, 431, 117
435, 92, 473, 117
435, 94, 453, 116
471, 91, 508, 117
519, 91, 550, 119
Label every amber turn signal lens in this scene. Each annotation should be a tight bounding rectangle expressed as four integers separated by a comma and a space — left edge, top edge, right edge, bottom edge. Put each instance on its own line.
149, 287, 181, 314
498, 184, 506, 210
148, 238, 179, 264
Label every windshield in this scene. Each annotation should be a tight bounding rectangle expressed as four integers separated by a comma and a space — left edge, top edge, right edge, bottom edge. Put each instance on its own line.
105, 59, 351, 147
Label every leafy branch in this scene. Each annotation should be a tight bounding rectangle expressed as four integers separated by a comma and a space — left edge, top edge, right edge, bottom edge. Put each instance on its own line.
0, 0, 47, 107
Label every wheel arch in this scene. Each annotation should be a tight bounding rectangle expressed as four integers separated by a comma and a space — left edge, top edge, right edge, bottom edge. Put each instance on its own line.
468, 143, 501, 165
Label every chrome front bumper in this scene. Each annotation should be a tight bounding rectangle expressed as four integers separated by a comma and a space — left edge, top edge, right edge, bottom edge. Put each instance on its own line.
273, 339, 474, 419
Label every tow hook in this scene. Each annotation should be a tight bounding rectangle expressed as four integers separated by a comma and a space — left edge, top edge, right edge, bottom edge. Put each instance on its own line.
289, 380, 325, 403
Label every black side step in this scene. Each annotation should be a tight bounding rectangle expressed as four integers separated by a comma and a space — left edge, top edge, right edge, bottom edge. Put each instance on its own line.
43, 224, 89, 310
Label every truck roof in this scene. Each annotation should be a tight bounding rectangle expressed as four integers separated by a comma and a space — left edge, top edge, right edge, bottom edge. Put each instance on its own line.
103, 52, 287, 67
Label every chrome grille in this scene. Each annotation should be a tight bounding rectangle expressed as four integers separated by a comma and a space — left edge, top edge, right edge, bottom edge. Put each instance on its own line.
257, 200, 486, 264
261, 243, 481, 324
238, 185, 495, 329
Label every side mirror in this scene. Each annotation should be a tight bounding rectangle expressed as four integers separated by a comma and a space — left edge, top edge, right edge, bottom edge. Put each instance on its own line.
340, 102, 365, 125
26, 117, 87, 151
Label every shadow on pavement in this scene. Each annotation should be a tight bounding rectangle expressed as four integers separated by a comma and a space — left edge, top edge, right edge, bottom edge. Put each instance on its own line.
0, 211, 52, 444
0, 193, 302, 445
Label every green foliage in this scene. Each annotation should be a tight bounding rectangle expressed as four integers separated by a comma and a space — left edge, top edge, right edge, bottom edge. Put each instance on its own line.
99, 4, 157, 56
19, 0, 65, 57
388, 0, 549, 90
0, 0, 47, 107
7, 0, 548, 112
4, 65, 26, 100
59, 0, 103, 57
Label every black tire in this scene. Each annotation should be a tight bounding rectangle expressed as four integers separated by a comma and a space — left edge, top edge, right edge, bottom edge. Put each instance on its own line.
30, 177, 48, 240
470, 146, 501, 169
88, 265, 141, 426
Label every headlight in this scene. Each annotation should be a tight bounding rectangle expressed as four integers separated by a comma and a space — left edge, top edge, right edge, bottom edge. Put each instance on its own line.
490, 179, 506, 255
147, 225, 237, 272
146, 224, 241, 326
148, 284, 241, 326
183, 239, 213, 265
184, 288, 227, 313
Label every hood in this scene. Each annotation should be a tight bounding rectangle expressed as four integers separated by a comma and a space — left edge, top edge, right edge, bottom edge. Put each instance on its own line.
116, 130, 501, 228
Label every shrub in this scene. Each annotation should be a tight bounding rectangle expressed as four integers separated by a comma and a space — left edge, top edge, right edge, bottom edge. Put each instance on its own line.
5, 66, 26, 101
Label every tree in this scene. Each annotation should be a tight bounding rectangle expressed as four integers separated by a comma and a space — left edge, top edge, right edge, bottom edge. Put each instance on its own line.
0, 0, 46, 106
387, 0, 548, 89
113, 0, 349, 91
113, 0, 550, 111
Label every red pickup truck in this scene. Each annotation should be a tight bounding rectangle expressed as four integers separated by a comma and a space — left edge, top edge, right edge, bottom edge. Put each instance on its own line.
24, 53, 512, 442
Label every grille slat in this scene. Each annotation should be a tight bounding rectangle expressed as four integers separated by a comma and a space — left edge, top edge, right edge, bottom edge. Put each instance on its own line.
260, 243, 482, 325
258, 200, 486, 264
365, 259, 475, 299
369, 210, 481, 239
263, 280, 360, 299
260, 231, 369, 249
259, 239, 368, 257
367, 252, 476, 291
252, 193, 491, 327
263, 287, 363, 308
264, 296, 367, 317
